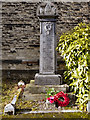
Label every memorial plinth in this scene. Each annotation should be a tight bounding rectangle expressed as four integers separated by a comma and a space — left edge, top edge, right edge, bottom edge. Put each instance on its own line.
35, 2, 62, 85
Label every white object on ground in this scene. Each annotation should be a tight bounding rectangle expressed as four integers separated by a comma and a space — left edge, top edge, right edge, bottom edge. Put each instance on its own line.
4, 103, 15, 115
4, 81, 25, 115
11, 95, 17, 105
18, 80, 25, 87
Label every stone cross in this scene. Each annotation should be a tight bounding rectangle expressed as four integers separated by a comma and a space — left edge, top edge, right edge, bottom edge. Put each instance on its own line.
35, 2, 62, 85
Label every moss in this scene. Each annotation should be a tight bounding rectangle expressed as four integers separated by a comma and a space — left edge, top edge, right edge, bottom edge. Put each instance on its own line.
16, 99, 39, 109
1, 112, 89, 119
1, 79, 89, 118
1, 81, 89, 119
1, 82, 18, 112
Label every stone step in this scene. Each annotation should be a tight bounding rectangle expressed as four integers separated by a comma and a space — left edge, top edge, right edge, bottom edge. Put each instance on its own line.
22, 92, 46, 101
22, 80, 74, 101
24, 83, 69, 94
22, 91, 76, 102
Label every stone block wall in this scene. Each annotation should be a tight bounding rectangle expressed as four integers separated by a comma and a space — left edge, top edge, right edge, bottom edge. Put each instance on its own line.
1, 1, 90, 82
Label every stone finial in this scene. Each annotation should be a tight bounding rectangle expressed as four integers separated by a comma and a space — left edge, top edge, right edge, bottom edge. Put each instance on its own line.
37, 2, 57, 16
45, 3, 52, 15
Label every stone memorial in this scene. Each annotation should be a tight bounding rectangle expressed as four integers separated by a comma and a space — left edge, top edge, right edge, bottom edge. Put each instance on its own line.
35, 2, 62, 85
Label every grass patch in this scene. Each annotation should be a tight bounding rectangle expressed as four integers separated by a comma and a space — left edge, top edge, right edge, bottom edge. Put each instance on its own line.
1, 112, 89, 119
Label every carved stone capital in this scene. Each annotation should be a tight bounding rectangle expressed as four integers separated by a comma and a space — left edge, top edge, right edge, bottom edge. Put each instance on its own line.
37, 2, 57, 16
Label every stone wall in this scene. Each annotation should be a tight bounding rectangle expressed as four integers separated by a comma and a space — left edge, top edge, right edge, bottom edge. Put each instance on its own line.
1, 1, 90, 82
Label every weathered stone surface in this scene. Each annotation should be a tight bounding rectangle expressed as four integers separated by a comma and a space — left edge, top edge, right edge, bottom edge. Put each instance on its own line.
35, 74, 62, 85
22, 83, 74, 101
1, 2, 90, 80
22, 93, 46, 101
40, 22, 56, 74
25, 84, 68, 93
22, 92, 76, 103
23, 79, 69, 100
2, 70, 38, 83
35, 2, 62, 85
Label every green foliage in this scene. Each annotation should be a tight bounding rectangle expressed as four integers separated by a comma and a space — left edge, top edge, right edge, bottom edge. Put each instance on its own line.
46, 88, 59, 98
57, 23, 90, 111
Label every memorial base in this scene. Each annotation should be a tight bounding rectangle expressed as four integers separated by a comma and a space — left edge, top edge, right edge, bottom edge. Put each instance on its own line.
22, 80, 69, 101
35, 73, 62, 85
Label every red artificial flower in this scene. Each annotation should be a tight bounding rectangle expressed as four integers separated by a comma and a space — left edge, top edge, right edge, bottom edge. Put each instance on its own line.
47, 91, 69, 107
47, 96, 55, 104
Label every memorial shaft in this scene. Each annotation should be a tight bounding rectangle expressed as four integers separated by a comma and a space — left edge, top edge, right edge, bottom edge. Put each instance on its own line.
40, 20, 56, 74
35, 2, 62, 85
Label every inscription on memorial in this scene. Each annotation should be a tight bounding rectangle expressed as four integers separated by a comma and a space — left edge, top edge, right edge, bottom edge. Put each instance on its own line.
42, 36, 54, 74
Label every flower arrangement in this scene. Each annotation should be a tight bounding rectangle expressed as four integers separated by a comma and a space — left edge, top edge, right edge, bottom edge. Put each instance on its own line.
47, 91, 69, 107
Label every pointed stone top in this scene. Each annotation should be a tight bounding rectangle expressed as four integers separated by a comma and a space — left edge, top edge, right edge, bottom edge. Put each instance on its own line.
37, 2, 57, 16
